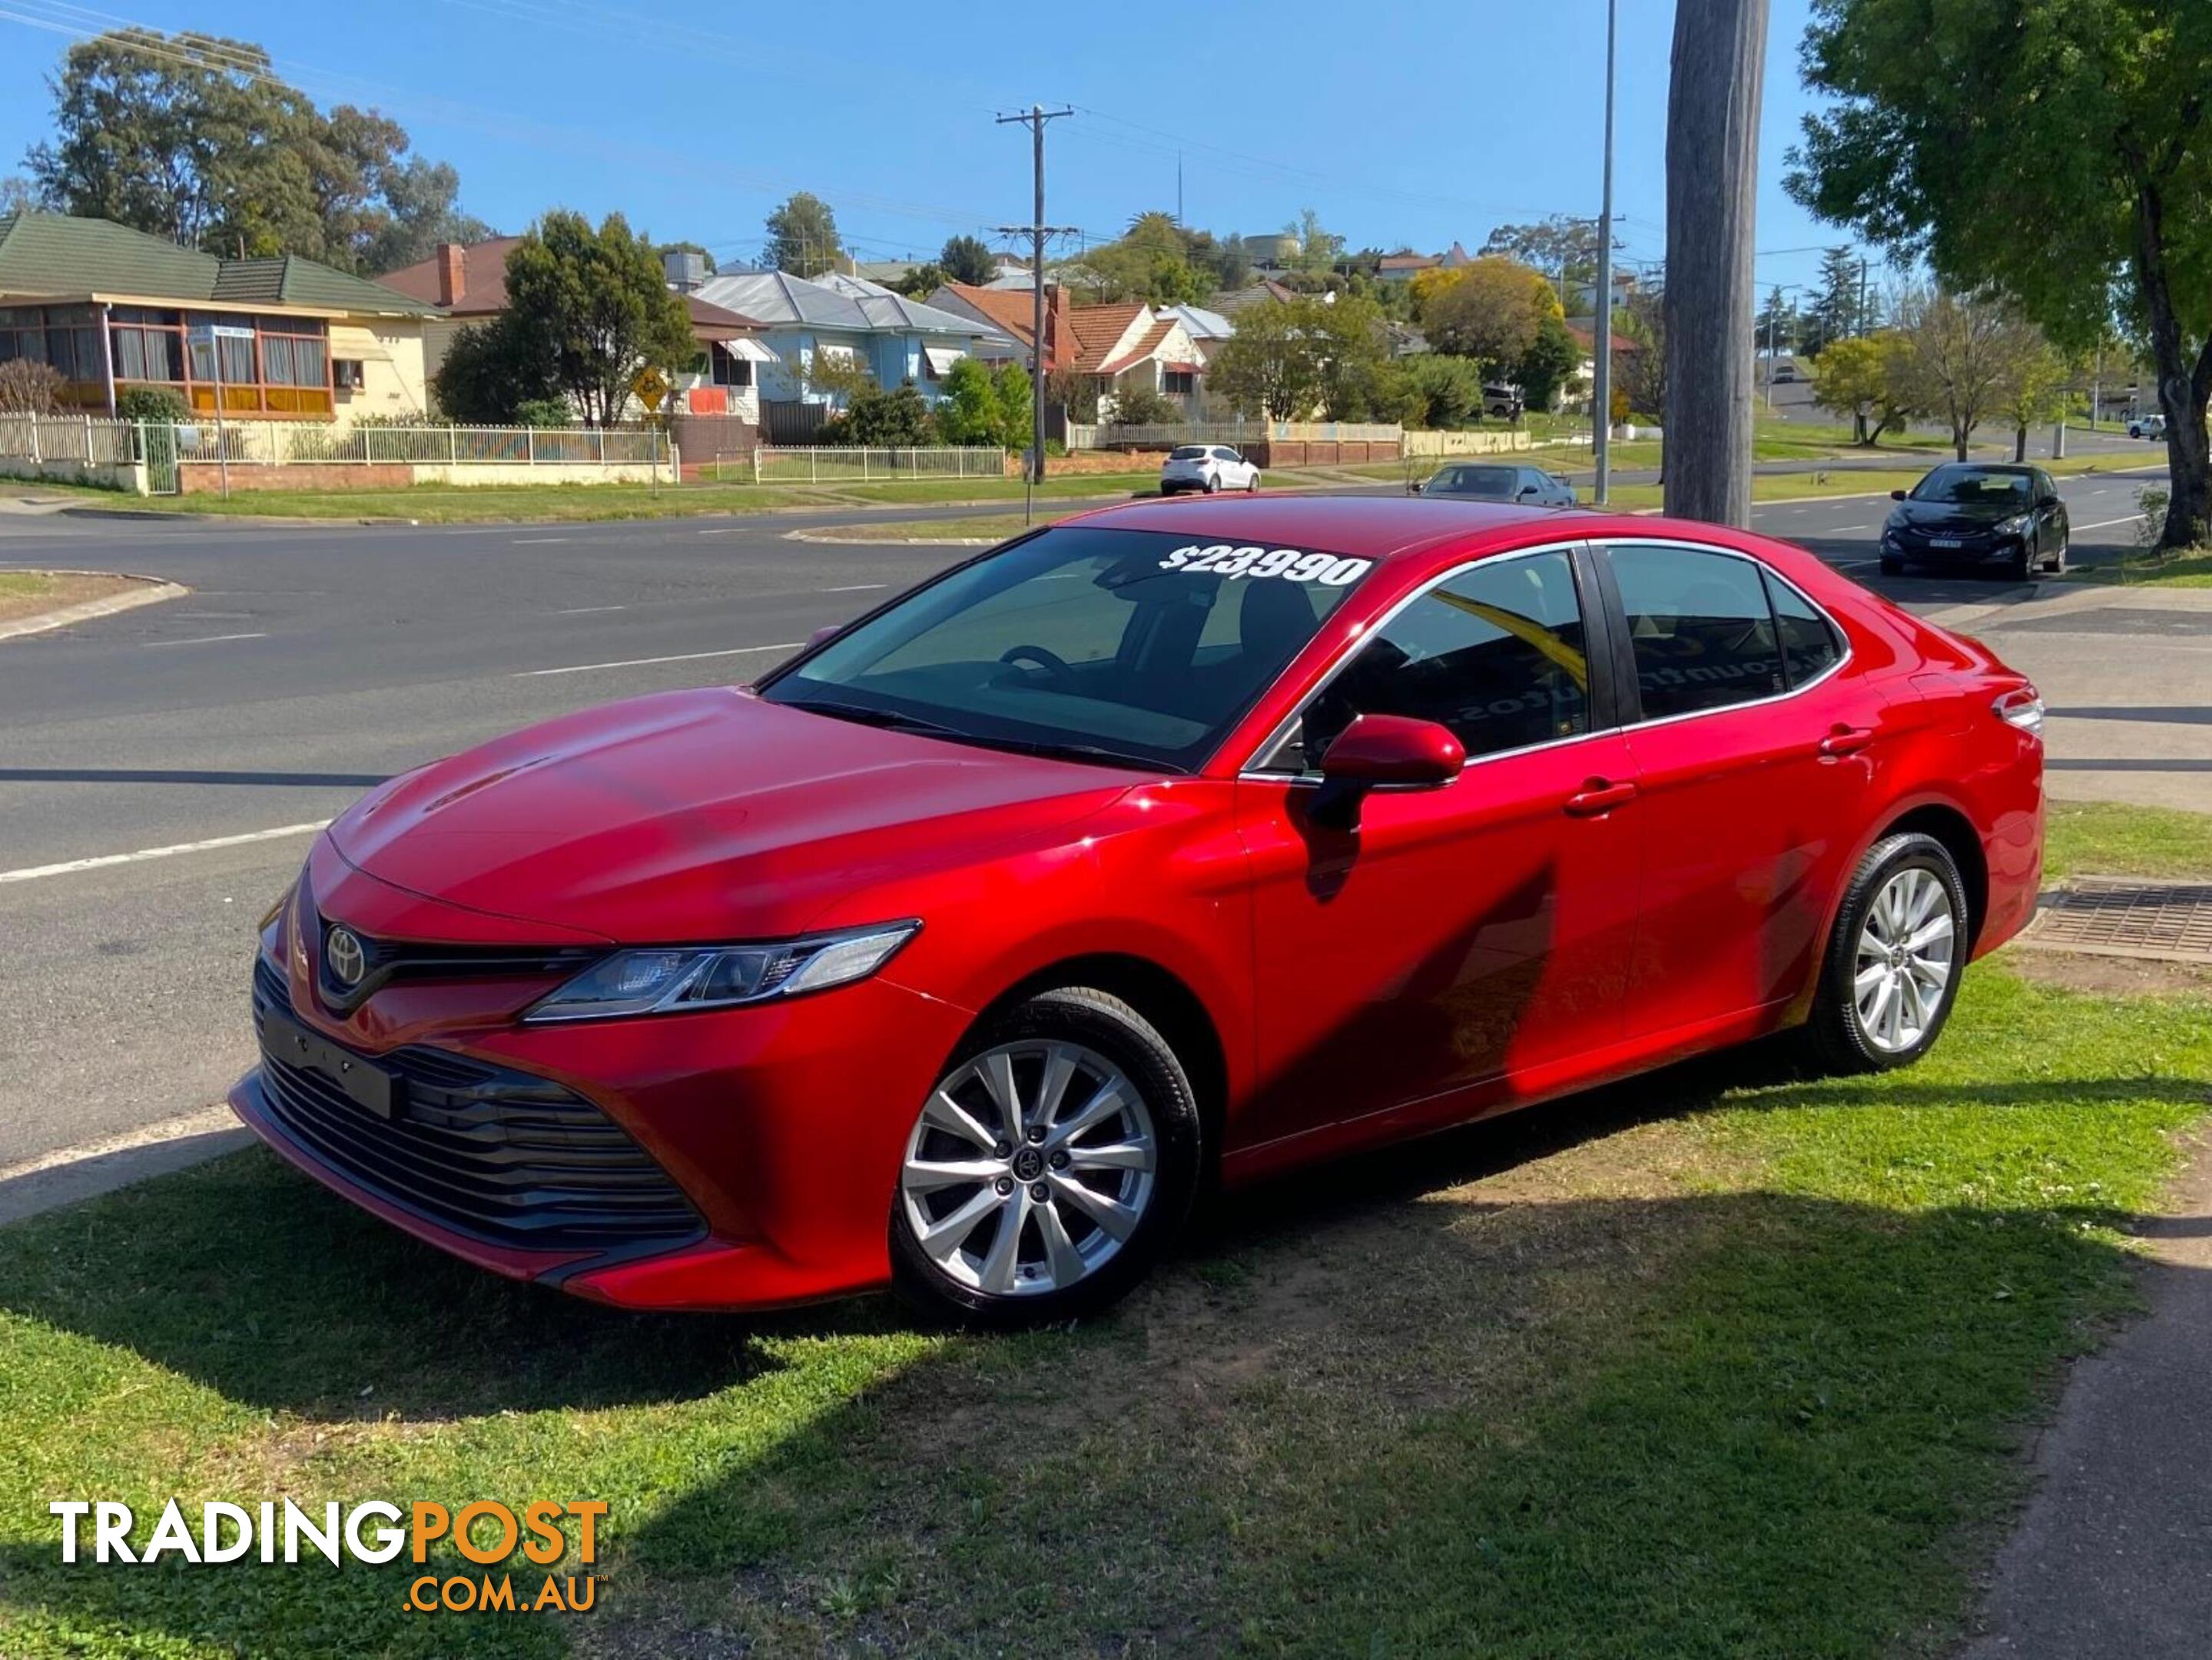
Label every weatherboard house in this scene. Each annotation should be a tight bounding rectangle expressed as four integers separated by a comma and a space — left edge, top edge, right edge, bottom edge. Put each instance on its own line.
0, 211, 439, 423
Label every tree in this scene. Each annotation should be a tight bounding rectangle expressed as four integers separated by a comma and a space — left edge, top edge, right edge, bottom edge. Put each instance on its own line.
499, 211, 695, 427
0, 359, 65, 413
1209, 297, 1328, 419
431, 316, 558, 423
1807, 330, 1915, 443
1789, 0, 2212, 546
23, 28, 482, 269
1995, 325, 2072, 461
1800, 247, 1867, 356
989, 362, 1032, 451
1424, 256, 1552, 373
364, 158, 492, 274
822, 382, 933, 446
934, 357, 1000, 445
1616, 284, 1669, 426
1307, 294, 1392, 420
1756, 285, 1800, 359
1400, 354, 1487, 428
1109, 382, 1177, 426
1481, 216, 1602, 297
764, 192, 844, 278
1517, 314, 1583, 412
1070, 211, 1211, 305
0, 175, 34, 214
1286, 208, 1344, 275
1894, 287, 2012, 460
939, 234, 996, 286
1664, 0, 1771, 526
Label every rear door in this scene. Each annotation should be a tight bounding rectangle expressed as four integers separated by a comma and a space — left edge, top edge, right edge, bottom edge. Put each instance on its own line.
1597, 540, 1888, 1044
1237, 544, 1642, 1148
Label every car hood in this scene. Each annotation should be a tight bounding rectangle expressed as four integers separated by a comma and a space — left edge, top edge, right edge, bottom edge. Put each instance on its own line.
1889, 497, 2028, 529
330, 688, 1143, 943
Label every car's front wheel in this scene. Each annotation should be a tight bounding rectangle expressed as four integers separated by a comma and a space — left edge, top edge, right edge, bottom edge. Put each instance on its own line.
1203, 474, 1221, 494
890, 987, 1201, 1327
1805, 832, 1969, 1073
1879, 553, 1906, 576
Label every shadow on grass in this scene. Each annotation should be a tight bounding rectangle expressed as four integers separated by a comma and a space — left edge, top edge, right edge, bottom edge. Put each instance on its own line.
0, 1041, 2201, 1655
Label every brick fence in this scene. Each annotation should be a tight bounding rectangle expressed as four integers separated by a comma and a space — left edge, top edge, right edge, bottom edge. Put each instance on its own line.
181, 462, 413, 493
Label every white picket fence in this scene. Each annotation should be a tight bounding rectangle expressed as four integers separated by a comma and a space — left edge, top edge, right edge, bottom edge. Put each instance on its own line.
751, 446, 1007, 484
0, 414, 668, 467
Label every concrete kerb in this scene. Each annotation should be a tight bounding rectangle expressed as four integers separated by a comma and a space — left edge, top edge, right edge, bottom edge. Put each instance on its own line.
0, 573, 189, 642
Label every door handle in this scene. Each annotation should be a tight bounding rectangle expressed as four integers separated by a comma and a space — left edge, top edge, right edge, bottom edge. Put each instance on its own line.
1564, 779, 1638, 816
1819, 725, 1875, 758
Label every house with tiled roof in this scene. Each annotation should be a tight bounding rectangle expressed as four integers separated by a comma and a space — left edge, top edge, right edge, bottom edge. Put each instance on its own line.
377, 238, 778, 420
1377, 241, 1474, 282
926, 281, 1209, 414
0, 211, 438, 422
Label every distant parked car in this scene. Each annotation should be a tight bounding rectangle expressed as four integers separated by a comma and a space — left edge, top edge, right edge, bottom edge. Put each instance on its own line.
2128, 413, 2166, 440
1773, 360, 1799, 383
1481, 383, 1525, 420
1159, 445, 1260, 496
1879, 463, 2069, 580
1411, 463, 1577, 506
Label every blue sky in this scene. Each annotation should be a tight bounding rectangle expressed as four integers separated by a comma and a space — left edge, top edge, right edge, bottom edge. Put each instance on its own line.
0, 0, 1854, 295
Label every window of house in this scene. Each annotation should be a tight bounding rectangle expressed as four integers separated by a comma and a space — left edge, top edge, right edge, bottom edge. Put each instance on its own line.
1264, 549, 1590, 771
333, 358, 366, 390
1609, 543, 1784, 720
711, 347, 753, 388
1763, 569, 1845, 688
1163, 369, 1195, 396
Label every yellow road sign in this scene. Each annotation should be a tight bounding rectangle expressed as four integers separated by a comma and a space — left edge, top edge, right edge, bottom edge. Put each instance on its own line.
632, 367, 668, 412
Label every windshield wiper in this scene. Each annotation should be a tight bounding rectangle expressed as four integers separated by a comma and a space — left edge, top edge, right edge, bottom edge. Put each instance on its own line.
961, 735, 1173, 772
789, 699, 1166, 772
784, 699, 973, 740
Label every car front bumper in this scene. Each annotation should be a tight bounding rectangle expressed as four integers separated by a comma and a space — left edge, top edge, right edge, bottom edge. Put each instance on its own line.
1884, 530, 2026, 567
230, 845, 977, 1311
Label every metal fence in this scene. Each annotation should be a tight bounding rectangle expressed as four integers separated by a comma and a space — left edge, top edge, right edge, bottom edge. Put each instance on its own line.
0, 414, 668, 468
751, 447, 1007, 485
1066, 418, 1403, 452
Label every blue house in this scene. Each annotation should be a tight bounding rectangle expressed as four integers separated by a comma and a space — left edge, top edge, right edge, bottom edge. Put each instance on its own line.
688, 269, 1013, 408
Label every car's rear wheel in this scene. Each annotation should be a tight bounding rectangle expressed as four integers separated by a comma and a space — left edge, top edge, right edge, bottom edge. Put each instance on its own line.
1805, 832, 1969, 1073
1203, 475, 1221, 494
890, 987, 1201, 1327
2044, 536, 2068, 575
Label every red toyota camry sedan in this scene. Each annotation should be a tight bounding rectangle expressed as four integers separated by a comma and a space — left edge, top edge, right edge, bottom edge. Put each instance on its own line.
234, 496, 2045, 1325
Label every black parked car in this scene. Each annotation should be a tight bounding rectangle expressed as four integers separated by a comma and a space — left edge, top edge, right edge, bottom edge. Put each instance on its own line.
1409, 463, 1577, 506
1879, 463, 2069, 580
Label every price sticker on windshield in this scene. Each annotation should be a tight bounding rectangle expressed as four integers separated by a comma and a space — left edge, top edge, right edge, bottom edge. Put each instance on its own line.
1157, 544, 1371, 585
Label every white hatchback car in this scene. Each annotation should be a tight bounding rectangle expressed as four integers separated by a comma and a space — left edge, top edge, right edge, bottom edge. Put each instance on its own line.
1159, 444, 1261, 496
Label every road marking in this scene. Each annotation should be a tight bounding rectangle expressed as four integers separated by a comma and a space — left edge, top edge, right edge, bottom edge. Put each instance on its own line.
696, 526, 751, 535
0, 820, 328, 885
556, 604, 629, 615
143, 632, 267, 648
513, 642, 801, 678
512, 536, 571, 544
2072, 513, 2147, 532
823, 583, 887, 593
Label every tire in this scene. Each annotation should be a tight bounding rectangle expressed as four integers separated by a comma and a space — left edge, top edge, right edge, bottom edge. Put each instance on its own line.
2002, 542, 2032, 583
1159, 485, 1179, 497
1203, 475, 1222, 495
2045, 537, 2068, 575
1804, 832, 1971, 1074
1879, 554, 1906, 576
1245, 473, 1260, 493
889, 987, 1202, 1328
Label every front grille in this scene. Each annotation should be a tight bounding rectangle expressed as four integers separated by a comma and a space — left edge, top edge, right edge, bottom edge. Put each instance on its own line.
251, 962, 702, 1254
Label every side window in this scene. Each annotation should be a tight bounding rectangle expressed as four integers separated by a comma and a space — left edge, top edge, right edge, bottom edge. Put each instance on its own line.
1610, 543, 1783, 720
1763, 571, 1845, 688
1267, 549, 1589, 770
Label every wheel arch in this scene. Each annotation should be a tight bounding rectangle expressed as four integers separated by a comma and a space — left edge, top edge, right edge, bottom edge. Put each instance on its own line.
1875, 800, 1990, 948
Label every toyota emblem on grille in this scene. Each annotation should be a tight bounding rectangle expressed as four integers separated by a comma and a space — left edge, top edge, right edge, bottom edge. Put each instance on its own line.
325, 926, 367, 988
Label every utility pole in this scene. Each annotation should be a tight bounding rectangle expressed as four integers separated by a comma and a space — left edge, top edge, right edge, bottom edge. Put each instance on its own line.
1593, 0, 1619, 503
1856, 256, 1870, 337
995, 103, 1076, 523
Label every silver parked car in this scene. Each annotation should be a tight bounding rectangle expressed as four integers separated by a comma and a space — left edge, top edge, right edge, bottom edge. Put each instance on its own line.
1409, 463, 1578, 506
1159, 444, 1261, 496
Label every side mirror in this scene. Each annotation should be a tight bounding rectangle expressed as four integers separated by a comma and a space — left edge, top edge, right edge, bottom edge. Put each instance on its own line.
1518, 484, 1540, 498
807, 624, 841, 649
1890, 490, 1908, 501
1310, 715, 1464, 828
1406, 480, 1424, 495
2037, 493, 2061, 510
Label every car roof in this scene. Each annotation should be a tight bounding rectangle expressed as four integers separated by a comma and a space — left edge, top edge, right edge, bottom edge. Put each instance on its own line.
1063, 493, 1615, 560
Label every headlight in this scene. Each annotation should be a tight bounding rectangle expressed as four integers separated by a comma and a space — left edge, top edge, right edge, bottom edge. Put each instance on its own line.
1996, 513, 2031, 536
522, 922, 919, 1023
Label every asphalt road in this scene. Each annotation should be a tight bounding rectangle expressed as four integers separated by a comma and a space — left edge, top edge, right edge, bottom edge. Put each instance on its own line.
0, 467, 2169, 1167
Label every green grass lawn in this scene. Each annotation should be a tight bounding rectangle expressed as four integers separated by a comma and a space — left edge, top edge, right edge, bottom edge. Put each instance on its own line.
2059, 548, 2212, 589
2047, 800, 2212, 879
0, 572, 57, 602
3, 815, 2207, 1656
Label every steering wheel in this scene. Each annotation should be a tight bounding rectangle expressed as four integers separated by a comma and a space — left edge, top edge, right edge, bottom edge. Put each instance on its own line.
998, 644, 1078, 691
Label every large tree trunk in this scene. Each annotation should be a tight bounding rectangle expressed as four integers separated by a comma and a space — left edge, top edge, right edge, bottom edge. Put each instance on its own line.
2013, 423, 2028, 463
2134, 184, 2212, 547
1663, 0, 1770, 527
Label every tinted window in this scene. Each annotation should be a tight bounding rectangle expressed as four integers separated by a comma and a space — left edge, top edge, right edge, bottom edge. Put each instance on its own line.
1610, 544, 1783, 719
1168, 446, 1207, 460
1910, 466, 2034, 505
1432, 465, 1519, 496
1764, 572, 1844, 688
766, 526, 1372, 771
1268, 549, 1588, 769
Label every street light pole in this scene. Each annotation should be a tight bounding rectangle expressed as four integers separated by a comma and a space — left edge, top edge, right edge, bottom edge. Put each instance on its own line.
1592, 0, 1618, 504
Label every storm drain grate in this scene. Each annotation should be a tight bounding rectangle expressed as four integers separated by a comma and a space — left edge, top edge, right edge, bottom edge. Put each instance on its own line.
2026, 879, 2212, 964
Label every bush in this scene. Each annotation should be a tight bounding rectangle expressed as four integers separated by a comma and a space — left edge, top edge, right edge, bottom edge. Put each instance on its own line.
512, 399, 575, 429
1400, 355, 1486, 429
821, 382, 935, 447
0, 358, 65, 414
1108, 383, 1177, 427
114, 386, 187, 423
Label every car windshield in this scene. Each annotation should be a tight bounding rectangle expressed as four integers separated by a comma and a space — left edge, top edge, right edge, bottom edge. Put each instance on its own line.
761, 526, 1375, 771
1432, 466, 1520, 495
1168, 446, 1208, 460
1911, 467, 2034, 505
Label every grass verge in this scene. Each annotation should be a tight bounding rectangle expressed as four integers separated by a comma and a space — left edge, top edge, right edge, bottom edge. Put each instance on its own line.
2058, 548, 2212, 588
2, 812, 2208, 1655
2046, 799, 2212, 880
0, 570, 151, 625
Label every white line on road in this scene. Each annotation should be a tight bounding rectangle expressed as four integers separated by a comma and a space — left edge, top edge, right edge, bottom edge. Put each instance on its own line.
823, 583, 887, 593
512, 536, 571, 544
695, 526, 751, 535
142, 632, 267, 648
2071, 513, 2148, 532
0, 820, 329, 885
513, 642, 801, 678
555, 604, 629, 615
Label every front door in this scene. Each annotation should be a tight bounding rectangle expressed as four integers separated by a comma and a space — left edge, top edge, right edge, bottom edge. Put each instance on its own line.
1238, 546, 1642, 1153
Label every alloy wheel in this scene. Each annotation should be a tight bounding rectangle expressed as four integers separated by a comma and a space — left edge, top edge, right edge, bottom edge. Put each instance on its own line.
1852, 866, 1956, 1054
899, 1040, 1159, 1297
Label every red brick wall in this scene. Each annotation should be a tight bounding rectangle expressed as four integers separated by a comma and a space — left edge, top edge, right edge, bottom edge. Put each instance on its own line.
180, 463, 412, 493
